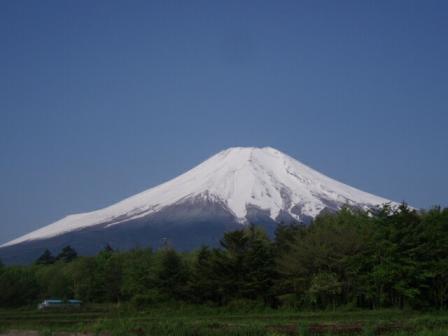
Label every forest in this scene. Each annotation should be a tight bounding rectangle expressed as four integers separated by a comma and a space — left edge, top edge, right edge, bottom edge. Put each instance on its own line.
1, 204, 447, 311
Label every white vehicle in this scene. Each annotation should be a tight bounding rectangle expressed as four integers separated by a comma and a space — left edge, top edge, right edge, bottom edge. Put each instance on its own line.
37, 299, 82, 310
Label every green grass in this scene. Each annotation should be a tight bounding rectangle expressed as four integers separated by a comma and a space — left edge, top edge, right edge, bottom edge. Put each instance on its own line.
1, 305, 448, 335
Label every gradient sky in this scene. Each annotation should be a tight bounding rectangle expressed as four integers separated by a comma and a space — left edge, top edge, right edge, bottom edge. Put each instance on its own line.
1, 1, 447, 244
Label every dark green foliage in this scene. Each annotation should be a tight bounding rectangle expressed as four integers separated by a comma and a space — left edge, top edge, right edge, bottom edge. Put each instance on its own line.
307, 272, 341, 309
422, 207, 448, 310
69, 256, 98, 301
56, 245, 78, 263
275, 204, 448, 310
94, 249, 124, 302
195, 225, 277, 305
362, 203, 428, 308
277, 207, 371, 308
0, 267, 39, 306
35, 249, 56, 265
1, 204, 448, 310
0, 258, 4, 277
157, 248, 189, 300
121, 248, 155, 299
35, 264, 73, 299
189, 246, 221, 304
274, 221, 304, 254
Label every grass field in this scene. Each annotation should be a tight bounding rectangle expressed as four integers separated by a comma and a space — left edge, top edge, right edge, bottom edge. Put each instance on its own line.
1, 305, 448, 335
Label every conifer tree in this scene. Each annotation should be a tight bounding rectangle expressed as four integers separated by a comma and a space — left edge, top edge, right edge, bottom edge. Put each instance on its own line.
35, 249, 55, 265
103, 243, 114, 253
57, 245, 78, 263
157, 248, 188, 300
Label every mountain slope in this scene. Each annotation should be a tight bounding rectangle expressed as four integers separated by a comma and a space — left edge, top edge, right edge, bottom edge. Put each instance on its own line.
0, 147, 395, 263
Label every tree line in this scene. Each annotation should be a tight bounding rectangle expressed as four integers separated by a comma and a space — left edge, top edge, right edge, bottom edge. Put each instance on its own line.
0, 204, 447, 310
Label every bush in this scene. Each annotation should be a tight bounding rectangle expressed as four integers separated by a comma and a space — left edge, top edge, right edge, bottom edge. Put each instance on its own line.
277, 293, 301, 309
131, 290, 168, 308
0, 267, 39, 307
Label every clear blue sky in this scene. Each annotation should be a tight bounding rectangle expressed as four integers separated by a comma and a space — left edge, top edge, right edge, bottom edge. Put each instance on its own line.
1, 1, 447, 244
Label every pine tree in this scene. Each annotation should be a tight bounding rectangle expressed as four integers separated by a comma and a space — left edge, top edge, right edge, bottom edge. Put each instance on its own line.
57, 245, 78, 263
95, 250, 123, 302
190, 246, 221, 303
214, 226, 277, 304
103, 244, 114, 253
35, 249, 55, 265
157, 248, 188, 300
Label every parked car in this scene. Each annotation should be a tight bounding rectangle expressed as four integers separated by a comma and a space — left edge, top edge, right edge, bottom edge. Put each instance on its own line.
37, 299, 82, 310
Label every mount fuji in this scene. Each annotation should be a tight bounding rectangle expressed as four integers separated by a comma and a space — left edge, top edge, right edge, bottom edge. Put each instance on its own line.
0, 147, 395, 264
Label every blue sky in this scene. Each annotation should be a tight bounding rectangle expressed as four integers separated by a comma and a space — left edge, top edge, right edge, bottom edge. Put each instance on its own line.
1, 1, 447, 244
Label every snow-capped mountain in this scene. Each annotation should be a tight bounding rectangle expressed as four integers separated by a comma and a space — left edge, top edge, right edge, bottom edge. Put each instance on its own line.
0, 147, 395, 263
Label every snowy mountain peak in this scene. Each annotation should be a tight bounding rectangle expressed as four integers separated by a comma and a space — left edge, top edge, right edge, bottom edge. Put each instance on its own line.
1, 147, 394, 249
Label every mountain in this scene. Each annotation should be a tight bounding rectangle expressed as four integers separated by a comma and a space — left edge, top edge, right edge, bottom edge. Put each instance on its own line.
0, 147, 395, 264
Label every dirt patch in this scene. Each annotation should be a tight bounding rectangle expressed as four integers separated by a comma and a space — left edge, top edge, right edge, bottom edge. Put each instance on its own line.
309, 323, 364, 334
266, 324, 297, 335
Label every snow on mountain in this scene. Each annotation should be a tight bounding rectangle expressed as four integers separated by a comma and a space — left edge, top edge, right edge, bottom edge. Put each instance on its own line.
1, 147, 393, 248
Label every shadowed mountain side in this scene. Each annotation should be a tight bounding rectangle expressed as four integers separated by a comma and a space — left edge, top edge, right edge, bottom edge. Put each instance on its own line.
0, 197, 284, 264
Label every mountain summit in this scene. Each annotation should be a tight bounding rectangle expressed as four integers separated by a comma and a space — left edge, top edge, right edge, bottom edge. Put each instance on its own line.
0, 147, 394, 263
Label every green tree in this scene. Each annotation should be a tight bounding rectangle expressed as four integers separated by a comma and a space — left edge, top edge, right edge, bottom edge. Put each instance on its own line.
242, 226, 277, 304
35, 249, 56, 265
307, 272, 341, 310
35, 264, 72, 299
94, 250, 123, 302
209, 225, 277, 305
68, 257, 98, 302
121, 248, 156, 300
157, 248, 189, 300
277, 207, 371, 308
274, 222, 305, 255
189, 246, 221, 304
0, 267, 39, 306
364, 203, 427, 308
57, 245, 78, 263
420, 207, 448, 309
